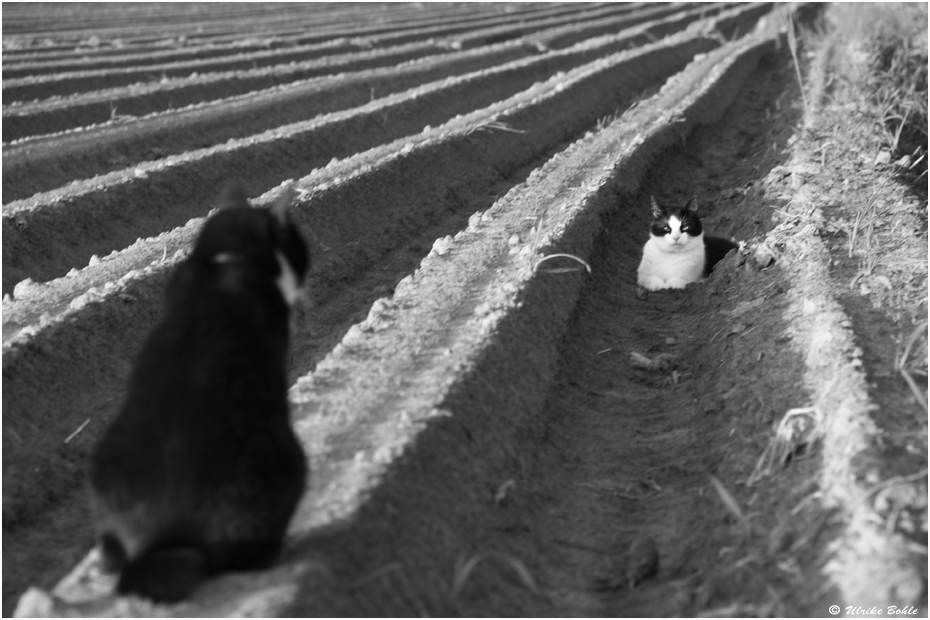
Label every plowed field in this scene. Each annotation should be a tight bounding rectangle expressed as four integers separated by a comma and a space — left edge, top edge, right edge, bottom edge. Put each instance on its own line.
4, 3, 926, 618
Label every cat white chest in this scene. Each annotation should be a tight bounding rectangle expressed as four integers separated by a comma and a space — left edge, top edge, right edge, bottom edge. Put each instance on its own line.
637, 236, 705, 290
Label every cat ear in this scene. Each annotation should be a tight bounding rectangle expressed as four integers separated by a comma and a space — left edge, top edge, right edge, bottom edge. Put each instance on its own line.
217, 181, 249, 210
269, 183, 297, 226
650, 196, 664, 219
684, 196, 699, 213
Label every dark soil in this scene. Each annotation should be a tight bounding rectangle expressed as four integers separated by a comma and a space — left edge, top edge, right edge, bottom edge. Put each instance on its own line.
3, 20, 717, 614
3, 9, 722, 203
281, 48, 839, 618
514, 54, 832, 617
4, 4, 926, 618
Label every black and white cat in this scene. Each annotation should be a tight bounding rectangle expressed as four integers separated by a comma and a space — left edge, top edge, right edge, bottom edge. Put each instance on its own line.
88, 183, 309, 603
636, 196, 738, 291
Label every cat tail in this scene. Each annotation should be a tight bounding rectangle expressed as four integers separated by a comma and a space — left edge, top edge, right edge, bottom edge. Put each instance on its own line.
116, 544, 208, 603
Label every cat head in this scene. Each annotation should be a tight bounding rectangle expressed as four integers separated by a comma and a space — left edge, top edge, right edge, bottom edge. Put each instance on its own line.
192, 183, 309, 306
649, 196, 703, 252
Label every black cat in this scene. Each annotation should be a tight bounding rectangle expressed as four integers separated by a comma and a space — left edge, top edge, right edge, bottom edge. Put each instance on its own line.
88, 183, 309, 603
637, 196, 738, 291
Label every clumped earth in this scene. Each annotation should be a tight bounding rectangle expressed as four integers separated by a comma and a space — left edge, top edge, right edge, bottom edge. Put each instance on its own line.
3, 3, 926, 617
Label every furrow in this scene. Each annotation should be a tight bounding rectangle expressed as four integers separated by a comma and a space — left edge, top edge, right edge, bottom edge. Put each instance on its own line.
1, 4, 637, 102
0, 5, 569, 62
2, 38, 389, 81
2, 26, 742, 610
0, 4, 609, 79
2, 33, 723, 296
1, 38, 452, 103
452, 1, 686, 49
4, 2, 759, 143
0, 3, 472, 57
1, 2, 484, 41
15, 5, 885, 619
324, 2, 611, 50
0, 5, 694, 144
2, 4, 290, 35
11, 14, 793, 616
2, 3, 759, 202
2, 40, 529, 144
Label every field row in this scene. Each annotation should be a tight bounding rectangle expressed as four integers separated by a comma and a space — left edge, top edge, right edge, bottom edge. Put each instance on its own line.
1, 3, 833, 617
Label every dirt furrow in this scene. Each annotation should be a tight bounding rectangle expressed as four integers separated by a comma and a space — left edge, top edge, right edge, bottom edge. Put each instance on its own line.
3, 23, 722, 444
280, 30, 794, 620
1, 5, 711, 143
2, 38, 388, 82
9, 12, 799, 616
1, 2, 477, 41
327, 2, 615, 50
0, 42, 525, 144
1, 3, 295, 35
1, 4, 639, 102
6, 3, 923, 619
2, 21, 761, 612
754, 26, 927, 608
452, 1, 687, 49
1, 38, 454, 103
0, 3, 537, 63
0, 4, 609, 79
2, 24, 728, 297
514, 53, 819, 618
3, 3, 757, 202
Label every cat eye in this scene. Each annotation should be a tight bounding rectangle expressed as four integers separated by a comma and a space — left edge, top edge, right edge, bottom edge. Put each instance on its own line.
681, 226, 690, 232
663, 226, 671, 233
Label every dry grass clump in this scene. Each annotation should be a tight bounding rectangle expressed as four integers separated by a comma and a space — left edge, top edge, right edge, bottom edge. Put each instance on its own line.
749, 407, 823, 485
896, 321, 929, 415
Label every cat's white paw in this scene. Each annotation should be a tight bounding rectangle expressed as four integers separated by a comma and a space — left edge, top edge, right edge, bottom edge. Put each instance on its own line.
664, 277, 694, 289
638, 276, 666, 291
